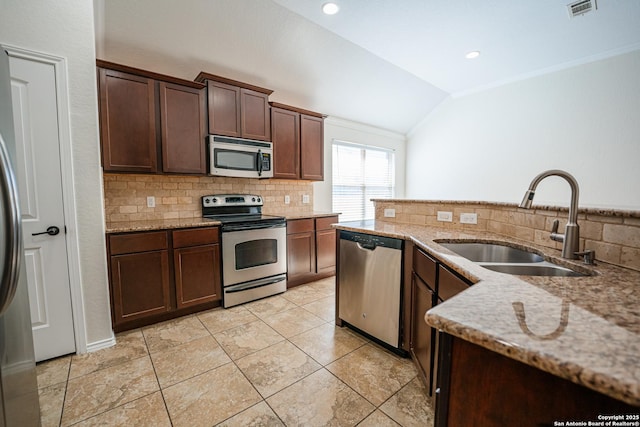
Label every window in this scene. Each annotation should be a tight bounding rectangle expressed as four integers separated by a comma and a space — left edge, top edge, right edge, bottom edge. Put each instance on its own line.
332, 141, 395, 221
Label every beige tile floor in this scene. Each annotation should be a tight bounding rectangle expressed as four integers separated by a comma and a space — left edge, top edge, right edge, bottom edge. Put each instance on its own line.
36, 277, 434, 427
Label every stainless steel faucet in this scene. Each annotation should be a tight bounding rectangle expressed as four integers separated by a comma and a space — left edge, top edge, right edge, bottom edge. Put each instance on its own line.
519, 169, 582, 260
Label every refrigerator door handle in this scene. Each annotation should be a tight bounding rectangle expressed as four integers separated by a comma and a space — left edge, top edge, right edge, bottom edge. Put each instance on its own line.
0, 134, 23, 315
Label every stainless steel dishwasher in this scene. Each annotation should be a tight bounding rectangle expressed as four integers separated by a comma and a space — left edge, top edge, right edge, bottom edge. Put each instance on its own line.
338, 230, 403, 350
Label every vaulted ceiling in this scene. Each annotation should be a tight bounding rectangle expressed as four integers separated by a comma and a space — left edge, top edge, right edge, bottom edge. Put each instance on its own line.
94, 0, 640, 134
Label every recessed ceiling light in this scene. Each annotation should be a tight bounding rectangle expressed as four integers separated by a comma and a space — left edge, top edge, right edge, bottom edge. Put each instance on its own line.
322, 2, 340, 15
465, 51, 481, 59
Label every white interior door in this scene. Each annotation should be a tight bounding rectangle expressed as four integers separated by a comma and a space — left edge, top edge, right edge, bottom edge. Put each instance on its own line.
9, 55, 76, 361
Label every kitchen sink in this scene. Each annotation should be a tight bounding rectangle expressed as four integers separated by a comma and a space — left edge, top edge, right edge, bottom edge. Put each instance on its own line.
481, 263, 586, 277
439, 242, 544, 263
438, 241, 588, 277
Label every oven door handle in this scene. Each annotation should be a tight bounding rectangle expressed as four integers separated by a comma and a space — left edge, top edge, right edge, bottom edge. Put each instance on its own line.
225, 276, 286, 293
222, 221, 286, 232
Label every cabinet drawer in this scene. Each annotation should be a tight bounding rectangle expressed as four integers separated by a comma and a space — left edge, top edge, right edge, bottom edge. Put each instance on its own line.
287, 218, 314, 234
109, 231, 168, 255
172, 227, 219, 248
413, 247, 437, 289
438, 264, 470, 301
315, 216, 338, 231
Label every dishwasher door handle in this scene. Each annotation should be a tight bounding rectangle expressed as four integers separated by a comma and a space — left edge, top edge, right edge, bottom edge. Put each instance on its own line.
356, 242, 376, 251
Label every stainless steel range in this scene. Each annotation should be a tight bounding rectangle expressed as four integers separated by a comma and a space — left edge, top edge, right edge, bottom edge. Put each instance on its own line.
202, 194, 287, 308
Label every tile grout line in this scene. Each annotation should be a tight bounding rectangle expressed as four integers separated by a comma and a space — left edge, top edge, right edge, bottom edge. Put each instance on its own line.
140, 329, 174, 427
43, 279, 427, 427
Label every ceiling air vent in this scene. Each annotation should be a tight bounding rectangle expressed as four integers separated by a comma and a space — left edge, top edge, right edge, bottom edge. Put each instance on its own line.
567, 0, 597, 18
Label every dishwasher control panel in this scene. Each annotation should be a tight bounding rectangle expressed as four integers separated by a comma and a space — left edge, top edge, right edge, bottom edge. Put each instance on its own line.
339, 230, 403, 250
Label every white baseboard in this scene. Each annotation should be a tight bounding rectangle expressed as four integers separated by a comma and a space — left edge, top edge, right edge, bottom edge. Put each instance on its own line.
85, 333, 116, 353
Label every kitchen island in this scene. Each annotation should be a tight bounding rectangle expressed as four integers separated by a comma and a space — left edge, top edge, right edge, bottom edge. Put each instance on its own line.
334, 219, 640, 424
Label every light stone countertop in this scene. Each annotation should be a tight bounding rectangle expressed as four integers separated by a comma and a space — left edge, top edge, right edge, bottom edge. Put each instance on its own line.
105, 212, 339, 233
335, 220, 640, 407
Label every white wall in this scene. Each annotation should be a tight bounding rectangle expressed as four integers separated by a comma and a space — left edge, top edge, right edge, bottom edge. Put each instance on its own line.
406, 50, 640, 210
0, 1, 113, 347
315, 117, 406, 213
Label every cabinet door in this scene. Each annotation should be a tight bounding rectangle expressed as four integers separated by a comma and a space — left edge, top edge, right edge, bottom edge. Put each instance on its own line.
411, 272, 436, 396
99, 68, 157, 172
174, 244, 222, 308
300, 114, 324, 180
207, 81, 241, 137
287, 231, 316, 287
160, 82, 206, 174
240, 88, 271, 141
271, 107, 300, 179
110, 250, 171, 325
316, 228, 336, 275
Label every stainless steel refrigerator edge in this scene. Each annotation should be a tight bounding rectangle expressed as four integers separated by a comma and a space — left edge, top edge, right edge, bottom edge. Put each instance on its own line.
0, 48, 41, 426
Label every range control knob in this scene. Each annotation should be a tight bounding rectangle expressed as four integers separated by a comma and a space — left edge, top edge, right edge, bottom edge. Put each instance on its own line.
251, 197, 256, 202
212, 198, 218, 203
204, 198, 210, 204
257, 197, 261, 203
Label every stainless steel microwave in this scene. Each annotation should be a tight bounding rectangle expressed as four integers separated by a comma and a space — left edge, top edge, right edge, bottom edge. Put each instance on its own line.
208, 135, 273, 178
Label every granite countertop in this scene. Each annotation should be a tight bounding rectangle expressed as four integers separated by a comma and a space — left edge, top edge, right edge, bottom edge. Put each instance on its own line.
106, 218, 221, 233
266, 211, 339, 220
105, 212, 339, 233
335, 220, 640, 407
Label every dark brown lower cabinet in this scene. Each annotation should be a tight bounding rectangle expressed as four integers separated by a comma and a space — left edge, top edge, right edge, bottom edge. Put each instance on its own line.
108, 227, 221, 332
110, 250, 171, 323
436, 335, 637, 427
315, 217, 337, 275
287, 220, 316, 287
410, 272, 436, 395
410, 247, 470, 405
287, 216, 338, 288
174, 244, 221, 308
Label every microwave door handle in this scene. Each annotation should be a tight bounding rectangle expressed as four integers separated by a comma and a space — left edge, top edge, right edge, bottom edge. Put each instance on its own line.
257, 149, 263, 177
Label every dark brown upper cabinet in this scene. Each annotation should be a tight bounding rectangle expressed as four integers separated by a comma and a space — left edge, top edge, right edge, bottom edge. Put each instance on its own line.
98, 68, 158, 173
97, 60, 206, 174
271, 107, 300, 179
270, 102, 325, 181
159, 82, 206, 174
195, 72, 273, 141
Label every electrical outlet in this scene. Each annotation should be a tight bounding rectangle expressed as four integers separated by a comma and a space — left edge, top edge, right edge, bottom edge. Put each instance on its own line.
147, 196, 155, 208
460, 213, 478, 224
437, 211, 453, 222
302, 194, 310, 204
284, 195, 291, 204
384, 208, 396, 218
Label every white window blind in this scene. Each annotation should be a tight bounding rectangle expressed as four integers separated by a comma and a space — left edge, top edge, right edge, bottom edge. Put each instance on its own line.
332, 141, 395, 222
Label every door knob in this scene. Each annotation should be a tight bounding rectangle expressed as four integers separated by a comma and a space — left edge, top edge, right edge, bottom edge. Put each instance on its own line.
32, 226, 60, 236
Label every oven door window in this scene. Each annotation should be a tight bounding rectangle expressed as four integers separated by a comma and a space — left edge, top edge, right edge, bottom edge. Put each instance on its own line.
235, 239, 278, 270
215, 148, 257, 171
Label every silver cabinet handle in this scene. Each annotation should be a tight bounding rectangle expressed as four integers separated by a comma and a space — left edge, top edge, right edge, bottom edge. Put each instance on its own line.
0, 135, 23, 315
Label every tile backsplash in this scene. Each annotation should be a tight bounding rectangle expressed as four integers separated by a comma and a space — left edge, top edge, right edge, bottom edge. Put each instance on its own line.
104, 174, 314, 222
374, 199, 640, 272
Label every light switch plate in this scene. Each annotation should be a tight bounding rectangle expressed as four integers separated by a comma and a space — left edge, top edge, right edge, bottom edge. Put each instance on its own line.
384, 208, 396, 218
437, 211, 453, 222
302, 194, 310, 204
147, 196, 155, 208
284, 195, 291, 204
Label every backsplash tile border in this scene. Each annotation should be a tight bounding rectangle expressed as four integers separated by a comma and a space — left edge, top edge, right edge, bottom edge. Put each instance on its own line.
373, 199, 640, 272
